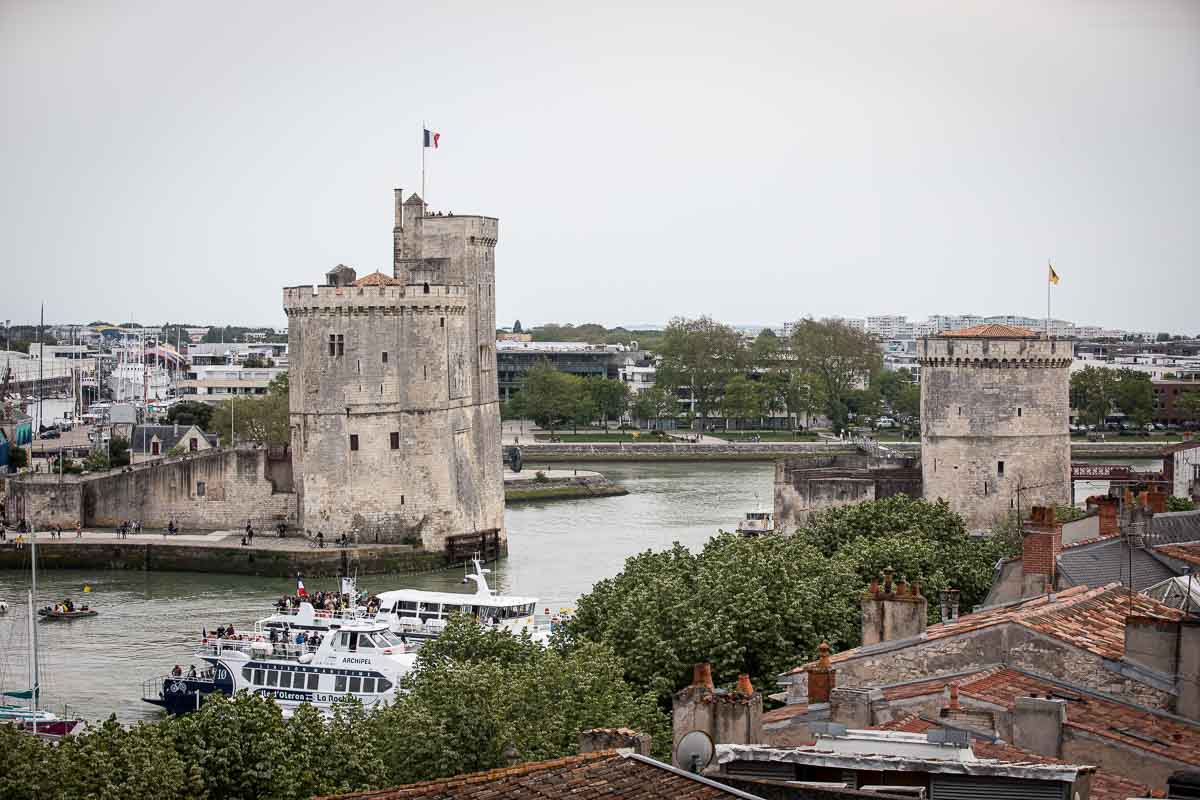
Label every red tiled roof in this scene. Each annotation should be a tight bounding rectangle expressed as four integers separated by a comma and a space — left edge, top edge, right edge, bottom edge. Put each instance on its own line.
958, 668, 1200, 767
1157, 542, 1200, 566
940, 323, 1038, 338
789, 583, 1182, 675
353, 271, 401, 287
315, 751, 740, 800
881, 668, 1003, 702
763, 702, 810, 723
873, 714, 1150, 800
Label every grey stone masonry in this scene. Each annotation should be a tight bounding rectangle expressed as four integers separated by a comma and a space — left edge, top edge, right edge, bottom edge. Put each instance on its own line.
282, 190, 504, 551
919, 331, 1072, 531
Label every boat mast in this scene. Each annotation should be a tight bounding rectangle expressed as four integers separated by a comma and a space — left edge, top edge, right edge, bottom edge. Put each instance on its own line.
30, 302, 42, 735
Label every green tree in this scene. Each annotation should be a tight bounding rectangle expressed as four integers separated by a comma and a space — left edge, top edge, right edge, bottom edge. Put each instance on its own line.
789, 318, 882, 433
512, 319, 523, 333
655, 317, 745, 433
569, 496, 1013, 703
632, 385, 677, 429
109, 436, 131, 467
1070, 365, 1115, 427
8, 446, 28, 470
893, 381, 921, 430
719, 374, 762, 429
209, 372, 290, 446
166, 400, 215, 430
519, 362, 579, 433
1112, 369, 1154, 426
1178, 391, 1200, 422
587, 377, 630, 431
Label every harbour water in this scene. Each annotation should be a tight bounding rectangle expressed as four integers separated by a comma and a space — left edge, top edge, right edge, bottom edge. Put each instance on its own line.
0, 456, 1167, 723
0, 461, 775, 723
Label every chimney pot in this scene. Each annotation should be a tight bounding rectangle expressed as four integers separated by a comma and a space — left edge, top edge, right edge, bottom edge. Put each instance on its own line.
948, 684, 961, 711
806, 642, 836, 705
692, 663, 715, 691
736, 674, 755, 696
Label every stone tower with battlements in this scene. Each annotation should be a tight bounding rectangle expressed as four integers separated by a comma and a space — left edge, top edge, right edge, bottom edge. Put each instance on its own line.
282, 190, 504, 554
918, 323, 1072, 532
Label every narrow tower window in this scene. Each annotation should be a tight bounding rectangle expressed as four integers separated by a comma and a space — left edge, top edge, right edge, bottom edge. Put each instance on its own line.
382, 351, 388, 363
337, 334, 345, 356
440, 317, 445, 328
329, 335, 336, 357
390, 432, 399, 450
997, 460, 1005, 477
1017, 407, 1022, 417
423, 283, 430, 294
349, 434, 359, 452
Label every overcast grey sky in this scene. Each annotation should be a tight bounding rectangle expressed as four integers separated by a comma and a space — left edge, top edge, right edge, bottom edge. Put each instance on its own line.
2, 1, 1197, 333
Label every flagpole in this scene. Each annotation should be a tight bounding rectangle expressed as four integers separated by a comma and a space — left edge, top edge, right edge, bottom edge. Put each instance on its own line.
421, 121, 426, 213
1046, 260, 1051, 336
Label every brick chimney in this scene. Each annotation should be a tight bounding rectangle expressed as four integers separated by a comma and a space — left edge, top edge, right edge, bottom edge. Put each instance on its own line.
1021, 506, 1062, 597
861, 568, 928, 646
671, 662, 761, 766
806, 642, 836, 705
579, 728, 651, 756
1093, 495, 1120, 538
938, 683, 997, 736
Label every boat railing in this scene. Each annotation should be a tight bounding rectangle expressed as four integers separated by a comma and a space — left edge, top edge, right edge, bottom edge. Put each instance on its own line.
263, 607, 372, 626
195, 636, 320, 661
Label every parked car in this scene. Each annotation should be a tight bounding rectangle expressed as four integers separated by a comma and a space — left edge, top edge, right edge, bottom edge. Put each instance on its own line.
876, 417, 896, 429
39, 429, 60, 440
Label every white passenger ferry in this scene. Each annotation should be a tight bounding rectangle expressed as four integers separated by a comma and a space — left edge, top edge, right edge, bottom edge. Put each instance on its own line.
373, 557, 547, 643
143, 609, 416, 716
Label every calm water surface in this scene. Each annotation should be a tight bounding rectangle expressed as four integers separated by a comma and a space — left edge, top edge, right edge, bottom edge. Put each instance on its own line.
0, 461, 773, 723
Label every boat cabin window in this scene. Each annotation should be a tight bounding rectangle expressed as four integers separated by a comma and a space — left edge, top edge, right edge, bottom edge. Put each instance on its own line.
377, 677, 392, 692
356, 633, 376, 649
362, 677, 375, 693
349, 676, 361, 693
443, 604, 461, 616
419, 603, 441, 622
266, 671, 278, 687
279, 672, 292, 689
254, 669, 265, 685
394, 601, 418, 613
307, 673, 319, 690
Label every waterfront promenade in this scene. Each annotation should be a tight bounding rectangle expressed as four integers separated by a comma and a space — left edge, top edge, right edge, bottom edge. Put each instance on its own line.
0, 527, 444, 577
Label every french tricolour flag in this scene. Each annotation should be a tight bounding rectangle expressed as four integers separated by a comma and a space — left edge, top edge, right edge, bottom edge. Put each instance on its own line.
296, 577, 308, 598
423, 128, 440, 149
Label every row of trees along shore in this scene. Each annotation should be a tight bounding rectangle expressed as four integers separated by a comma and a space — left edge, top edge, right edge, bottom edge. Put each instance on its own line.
505, 317, 920, 434
2, 496, 1016, 800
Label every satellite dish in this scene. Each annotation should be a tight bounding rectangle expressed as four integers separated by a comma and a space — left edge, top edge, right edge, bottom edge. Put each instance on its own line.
675, 729, 714, 773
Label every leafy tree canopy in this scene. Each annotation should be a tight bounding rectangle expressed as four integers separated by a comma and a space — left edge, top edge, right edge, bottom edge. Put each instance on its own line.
166, 400, 215, 430
788, 318, 882, 433
568, 496, 1013, 702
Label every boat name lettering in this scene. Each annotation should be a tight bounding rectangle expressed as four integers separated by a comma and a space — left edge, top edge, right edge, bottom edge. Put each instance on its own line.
341, 657, 370, 665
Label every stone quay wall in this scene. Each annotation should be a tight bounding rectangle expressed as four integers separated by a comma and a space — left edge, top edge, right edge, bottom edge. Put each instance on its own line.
5, 447, 296, 531
0, 540, 445, 577
919, 335, 1072, 531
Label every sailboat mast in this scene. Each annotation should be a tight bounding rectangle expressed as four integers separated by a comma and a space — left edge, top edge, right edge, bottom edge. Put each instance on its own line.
30, 531, 39, 735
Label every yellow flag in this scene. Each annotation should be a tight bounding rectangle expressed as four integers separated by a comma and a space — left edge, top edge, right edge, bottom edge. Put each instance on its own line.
1048, 263, 1060, 285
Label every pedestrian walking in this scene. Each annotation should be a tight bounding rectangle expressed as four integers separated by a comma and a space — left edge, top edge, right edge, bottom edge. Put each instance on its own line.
75, 521, 82, 538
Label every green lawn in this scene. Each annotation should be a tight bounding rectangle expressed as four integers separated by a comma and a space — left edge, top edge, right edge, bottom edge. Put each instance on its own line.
713, 431, 821, 442
531, 432, 674, 443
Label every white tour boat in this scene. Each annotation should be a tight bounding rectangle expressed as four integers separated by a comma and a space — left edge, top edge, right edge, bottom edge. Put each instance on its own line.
143, 606, 417, 717
373, 557, 546, 643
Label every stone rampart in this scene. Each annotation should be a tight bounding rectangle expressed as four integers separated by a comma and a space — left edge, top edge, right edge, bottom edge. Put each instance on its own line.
5, 447, 297, 531
0, 540, 444, 577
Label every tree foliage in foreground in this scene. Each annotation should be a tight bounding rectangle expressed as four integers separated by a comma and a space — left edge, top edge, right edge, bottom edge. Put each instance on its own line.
567, 496, 1015, 702
0, 618, 667, 800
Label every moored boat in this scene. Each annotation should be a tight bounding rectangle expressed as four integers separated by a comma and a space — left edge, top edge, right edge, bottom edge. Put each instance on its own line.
143, 613, 417, 717
736, 511, 774, 536
38, 607, 98, 621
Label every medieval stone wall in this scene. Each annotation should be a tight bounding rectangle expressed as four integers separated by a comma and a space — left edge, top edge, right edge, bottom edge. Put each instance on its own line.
773, 454, 922, 532
282, 191, 504, 551
5, 448, 296, 531
919, 335, 1072, 531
